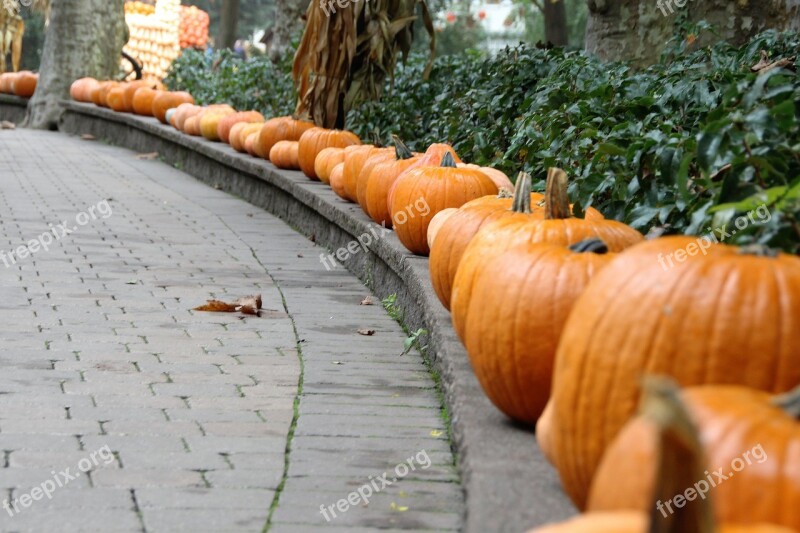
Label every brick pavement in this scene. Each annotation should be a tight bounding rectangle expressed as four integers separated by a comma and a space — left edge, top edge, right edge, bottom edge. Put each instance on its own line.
0, 130, 462, 532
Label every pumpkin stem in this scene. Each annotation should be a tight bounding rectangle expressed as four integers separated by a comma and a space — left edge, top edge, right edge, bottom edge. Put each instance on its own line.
771, 383, 800, 419
440, 151, 457, 168
391, 134, 414, 160
569, 239, 609, 254
738, 244, 780, 258
511, 172, 532, 214
639, 377, 716, 533
370, 131, 383, 147
545, 168, 572, 220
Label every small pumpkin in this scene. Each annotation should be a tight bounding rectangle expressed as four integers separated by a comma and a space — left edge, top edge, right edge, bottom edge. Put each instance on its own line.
152, 91, 194, 123
589, 383, 800, 530
106, 86, 127, 112
254, 116, 315, 159
269, 141, 301, 170
539, 237, 800, 509
458, 163, 514, 191
12, 72, 37, 98
199, 109, 235, 141
528, 378, 794, 533
121, 81, 151, 112
450, 168, 641, 342
314, 147, 345, 184
298, 127, 362, 180
466, 238, 615, 423
217, 111, 265, 144
358, 136, 418, 217
172, 103, 201, 131
427, 208, 458, 249
69, 77, 97, 101
184, 115, 202, 136
231, 122, 264, 153
132, 88, 160, 116
330, 162, 347, 199
244, 131, 260, 156
342, 145, 393, 203
92, 81, 120, 107
390, 152, 499, 256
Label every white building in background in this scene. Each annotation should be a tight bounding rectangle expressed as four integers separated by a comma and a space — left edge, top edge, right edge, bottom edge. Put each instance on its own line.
435, 0, 526, 55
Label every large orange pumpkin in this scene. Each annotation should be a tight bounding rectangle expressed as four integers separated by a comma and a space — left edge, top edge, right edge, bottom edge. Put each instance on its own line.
131, 88, 160, 116
386, 143, 463, 212
152, 91, 194, 123
12, 72, 37, 98
466, 238, 616, 423
529, 378, 794, 533
269, 141, 301, 170
217, 111, 265, 144
538, 237, 800, 509
459, 163, 514, 191
450, 168, 641, 342
357, 137, 418, 215
589, 382, 800, 531
429, 174, 546, 310
314, 147, 345, 184
297, 127, 361, 180
254, 116, 315, 159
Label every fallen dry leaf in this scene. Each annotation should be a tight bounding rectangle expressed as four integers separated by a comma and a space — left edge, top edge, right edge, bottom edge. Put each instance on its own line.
80, 134, 96, 141
751, 50, 796, 74
194, 294, 263, 317
1, 121, 16, 130
357, 328, 376, 336
360, 296, 374, 306
135, 152, 159, 160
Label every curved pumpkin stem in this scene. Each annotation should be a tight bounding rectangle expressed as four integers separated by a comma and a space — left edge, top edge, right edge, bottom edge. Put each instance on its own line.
569, 239, 608, 254
639, 377, 715, 533
391, 134, 414, 161
772, 383, 800, 419
511, 172, 532, 214
440, 151, 457, 168
544, 167, 572, 220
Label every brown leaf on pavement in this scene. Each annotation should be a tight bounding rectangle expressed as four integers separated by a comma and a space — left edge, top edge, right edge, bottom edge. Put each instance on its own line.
360, 296, 374, 306
135, 152, 159, 160
357, 328, 376, 336
194, 300, 239, 312
80, 134, 96, 141
1, 121, 15, 130
194, 294, 263, 316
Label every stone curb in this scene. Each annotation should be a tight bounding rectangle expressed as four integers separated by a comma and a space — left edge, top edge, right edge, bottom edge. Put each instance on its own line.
0, 94, 28, 124
57, 101, 576, 533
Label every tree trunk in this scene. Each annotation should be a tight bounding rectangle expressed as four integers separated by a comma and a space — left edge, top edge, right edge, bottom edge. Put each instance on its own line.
543, 0, 569, 46
25, 0, 128, 130
218, 0, 240, 50
585, 0, 800, 65
265, 0, 306, 62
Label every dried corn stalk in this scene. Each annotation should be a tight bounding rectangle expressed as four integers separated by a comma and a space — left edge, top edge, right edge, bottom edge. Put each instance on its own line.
293, 0, 434, 129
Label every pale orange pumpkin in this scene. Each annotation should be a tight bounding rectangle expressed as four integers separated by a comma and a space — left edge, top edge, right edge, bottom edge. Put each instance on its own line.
231, 122, 264, 153
298, 127, 362, 180
269, 141, 301, 170
314, 147, 345, 184
217, 111, 265, 144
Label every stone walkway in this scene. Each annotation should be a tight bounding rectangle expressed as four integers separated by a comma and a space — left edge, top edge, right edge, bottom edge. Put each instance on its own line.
0, 129, 461, 532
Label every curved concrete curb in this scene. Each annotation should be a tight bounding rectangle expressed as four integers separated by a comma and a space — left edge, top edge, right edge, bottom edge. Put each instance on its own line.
0, 94, 28, 124
59, 101, 576, 532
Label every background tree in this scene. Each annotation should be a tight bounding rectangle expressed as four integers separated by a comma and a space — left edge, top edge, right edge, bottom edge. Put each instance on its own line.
25, 0, 128, 129
540, 0, 567, 46
585, 0, 800, 65
262, 0, 305, 61
218, 0, 240, 49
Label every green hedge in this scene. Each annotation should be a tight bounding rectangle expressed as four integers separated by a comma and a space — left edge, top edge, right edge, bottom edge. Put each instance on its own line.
165, 31, 800, 253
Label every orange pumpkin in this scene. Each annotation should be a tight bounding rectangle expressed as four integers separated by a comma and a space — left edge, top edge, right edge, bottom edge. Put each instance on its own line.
466, 238, 616, 423
529, 379, 794, 533
254, 116, 315, 159
386, 143, 463, 211
172, 103, 201, 130
389, 152, 498, 256
429, 174, 546, 310
539, 237, 800, 509
152, 91, 194, 123
131, 88, 160, 116
329, 162, 347, 199
450, 168, 641, 342
121, 81, 152, 112
342, 146, 393, 203
231, 122, 264, 153
269, 141, 301, 169
459, 163, 514, 191
184, 115, 202, 136
71, 78, 100, 102
12, 72, 37, 98
589, 382, 800, 531
106, 87, 127, 112
363, 139, 422, 227
297, 127, 361, 180
357, 137, 417, 214
244, 132, 259, 156
217, 111, 265, 144
0, 73, 17, 94
199, 108, 236, 141
314, 147, 345, 184
427, 208, 458, 249
92, 81, 120, 107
